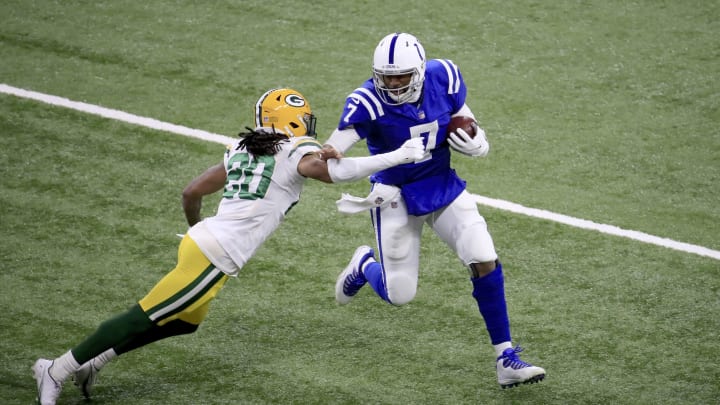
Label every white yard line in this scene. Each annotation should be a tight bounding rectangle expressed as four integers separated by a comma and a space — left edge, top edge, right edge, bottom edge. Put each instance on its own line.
3, 83, 719, 261
0, 84, 236, 146
472, 195, 720, 260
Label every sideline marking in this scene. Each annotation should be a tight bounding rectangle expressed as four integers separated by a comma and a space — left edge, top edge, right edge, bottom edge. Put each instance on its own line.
2, 83, 718, 261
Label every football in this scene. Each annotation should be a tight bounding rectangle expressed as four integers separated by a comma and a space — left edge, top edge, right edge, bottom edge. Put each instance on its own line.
446, 116, 477, 138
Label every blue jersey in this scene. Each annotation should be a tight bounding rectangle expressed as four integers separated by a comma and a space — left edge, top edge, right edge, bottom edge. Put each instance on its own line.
337, 59, 468, 215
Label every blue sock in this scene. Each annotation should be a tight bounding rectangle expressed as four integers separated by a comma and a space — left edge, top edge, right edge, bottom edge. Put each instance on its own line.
363, 261, 391, 303
471, 262, 511, 344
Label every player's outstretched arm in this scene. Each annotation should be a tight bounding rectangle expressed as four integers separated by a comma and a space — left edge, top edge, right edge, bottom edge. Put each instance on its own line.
296, 146, 343, 183
298, 138, 426, 184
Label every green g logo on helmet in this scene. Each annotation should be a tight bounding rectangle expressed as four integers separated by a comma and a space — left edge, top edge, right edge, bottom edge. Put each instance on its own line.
284, 94, 306, 108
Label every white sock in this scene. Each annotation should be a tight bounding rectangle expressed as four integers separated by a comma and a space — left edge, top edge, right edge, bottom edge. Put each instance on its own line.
49, 350, 81, 382
90, 348, 118, 370
494, 342, 513, 358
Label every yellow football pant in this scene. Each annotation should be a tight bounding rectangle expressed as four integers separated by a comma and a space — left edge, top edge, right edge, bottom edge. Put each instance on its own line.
139, 235, 229, 326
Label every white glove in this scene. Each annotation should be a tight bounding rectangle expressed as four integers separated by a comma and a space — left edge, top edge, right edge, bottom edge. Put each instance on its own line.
326, 137, 426, 183
448, 125, 489, 157
390, 137, 427, 164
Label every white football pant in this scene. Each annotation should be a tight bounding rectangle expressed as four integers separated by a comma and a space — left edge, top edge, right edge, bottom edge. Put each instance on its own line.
370, 190, 498, 305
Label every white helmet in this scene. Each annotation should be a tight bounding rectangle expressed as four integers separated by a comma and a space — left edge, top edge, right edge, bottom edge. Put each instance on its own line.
372, 32, 426, 105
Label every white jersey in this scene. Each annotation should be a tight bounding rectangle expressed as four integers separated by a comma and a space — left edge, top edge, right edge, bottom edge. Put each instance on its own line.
188, 136, 321, 276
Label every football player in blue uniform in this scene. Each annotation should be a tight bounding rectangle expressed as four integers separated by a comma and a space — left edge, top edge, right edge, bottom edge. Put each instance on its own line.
325, 32, 545, 388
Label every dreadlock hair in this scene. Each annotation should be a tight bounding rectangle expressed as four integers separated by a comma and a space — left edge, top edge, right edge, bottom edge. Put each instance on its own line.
236, 126, 290, 156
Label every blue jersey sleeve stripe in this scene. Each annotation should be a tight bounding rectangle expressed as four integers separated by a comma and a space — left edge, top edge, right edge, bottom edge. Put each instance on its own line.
349, 89, 384, 121
349, 94, 377, 121
449, 59, 460, 93
438, 59, 454, 94
356, 88, 385, 117
437, 59, 461, 94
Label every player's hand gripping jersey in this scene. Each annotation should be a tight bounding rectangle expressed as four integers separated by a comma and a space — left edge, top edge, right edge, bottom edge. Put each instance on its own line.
338, 59, 468, 215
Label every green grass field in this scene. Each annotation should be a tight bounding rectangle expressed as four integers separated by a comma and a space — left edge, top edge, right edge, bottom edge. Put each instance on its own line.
1, 1, 718, 404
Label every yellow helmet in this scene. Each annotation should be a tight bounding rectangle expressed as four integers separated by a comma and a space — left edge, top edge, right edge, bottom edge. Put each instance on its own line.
254, 88, 317, 137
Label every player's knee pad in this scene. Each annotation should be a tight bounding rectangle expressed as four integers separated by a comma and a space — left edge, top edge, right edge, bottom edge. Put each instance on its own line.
456, 220, 497, 265
381, 224, 414, 261
386, 273, 417, 306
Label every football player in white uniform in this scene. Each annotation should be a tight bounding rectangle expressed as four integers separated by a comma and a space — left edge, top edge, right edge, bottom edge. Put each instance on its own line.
325, 33, 545, 388
32, 88, 426, 405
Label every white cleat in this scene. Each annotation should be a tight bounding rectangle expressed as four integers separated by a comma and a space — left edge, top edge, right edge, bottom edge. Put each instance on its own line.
33, 359, 62, 405
496, 346, 546, 389
73, 359, 99, 398
335, 245, 373, 304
